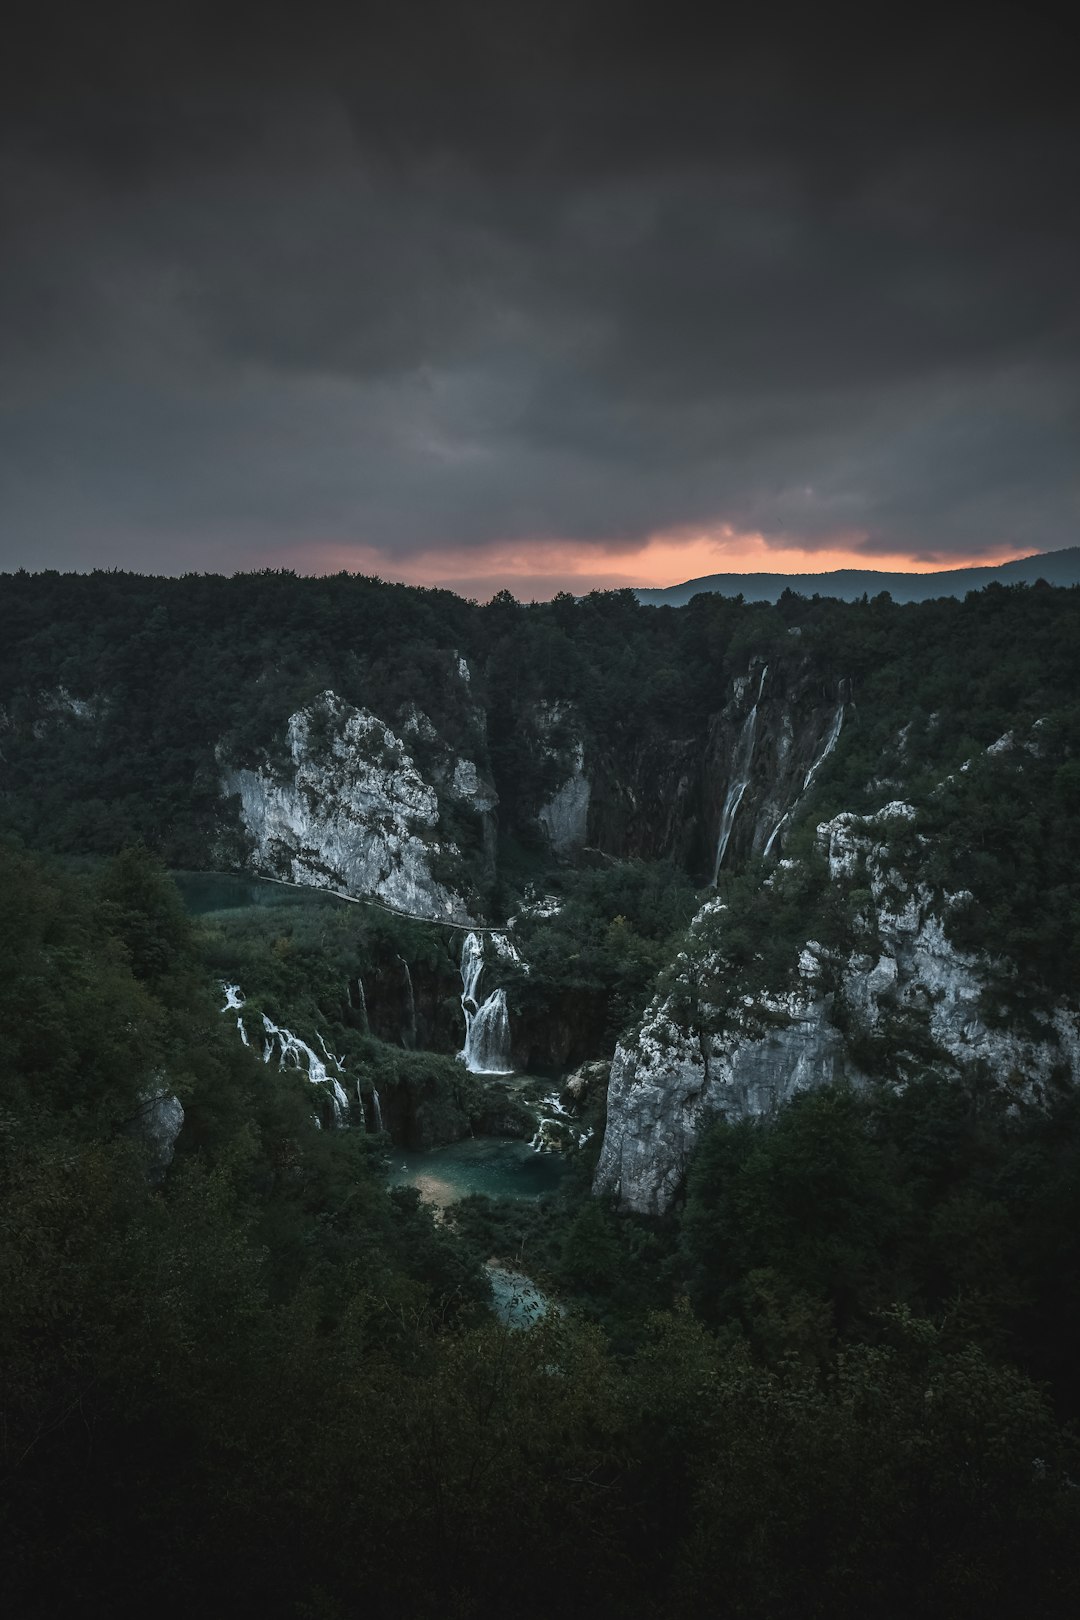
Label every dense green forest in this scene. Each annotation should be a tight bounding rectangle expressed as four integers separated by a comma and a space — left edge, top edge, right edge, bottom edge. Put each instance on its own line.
2, 569, 1078, 898
3, 842, 1080, 1618
3, 573, 1080, 1615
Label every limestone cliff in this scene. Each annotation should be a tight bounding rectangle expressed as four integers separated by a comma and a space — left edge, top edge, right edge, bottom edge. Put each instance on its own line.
702, 657, 849, 874
595, 801, 1080, 1215
532, 701, 591, 855
205, 650, 853, 908
538, 654, 850, 881
221, 690, 477, 921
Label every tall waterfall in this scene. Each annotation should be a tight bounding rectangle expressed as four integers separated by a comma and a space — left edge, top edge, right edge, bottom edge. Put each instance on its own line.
713, 663, 768, 882
459, 931, 513, 1074
371, 1086, 384, 1133
349, 974, 369, 1033
763, 700, 845, 859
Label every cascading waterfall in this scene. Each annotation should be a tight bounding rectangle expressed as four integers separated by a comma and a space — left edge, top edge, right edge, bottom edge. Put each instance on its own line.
371, 1087, 384, 1133
763, 700, 846, 859
316, 1031, 346, 1070
802, 700, 845, 795
458, 931, 513, 1074
262, 1014, 353, 1126
220, 981, 356, 1127
460, 930, 484, 1008
529, 1088, 592, 1152
467, 991, 512, 1074
249, 1008, 348, 1123
221, 982, 249, 1045
713, 663, 768, 882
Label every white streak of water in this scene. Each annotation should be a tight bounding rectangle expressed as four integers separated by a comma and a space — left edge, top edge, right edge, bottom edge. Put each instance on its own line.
459, 932, 514, 1074
713, 663, 768, 882
763, 700, 845, 859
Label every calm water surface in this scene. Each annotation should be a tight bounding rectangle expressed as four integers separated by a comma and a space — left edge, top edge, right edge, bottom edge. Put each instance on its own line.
388, 1137, 567, 1206
174, 871, 343, 914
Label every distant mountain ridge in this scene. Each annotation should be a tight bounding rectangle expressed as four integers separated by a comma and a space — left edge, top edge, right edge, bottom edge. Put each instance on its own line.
634, 545, 1080, 606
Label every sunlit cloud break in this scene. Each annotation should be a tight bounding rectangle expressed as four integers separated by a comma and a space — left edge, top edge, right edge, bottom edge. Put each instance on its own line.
266, 528, 1037, 601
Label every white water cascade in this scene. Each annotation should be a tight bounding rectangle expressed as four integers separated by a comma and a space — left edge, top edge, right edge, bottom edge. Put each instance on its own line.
459, 931, 514, 1074
371, 1087, 384, 1133
713, 663, 768, 882
763, 700, 846, 859
219, 981, 355, 1126
529, 1089, 592, 1153
262, 1014, 353, 1126
221, 982, 249, 1045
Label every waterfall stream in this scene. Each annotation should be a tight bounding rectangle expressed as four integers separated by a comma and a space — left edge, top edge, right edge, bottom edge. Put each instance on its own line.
220, 982, 354, 1127
221, 982, 249, 1045
349, 974, 369, 1033
713, 663, 768, 882
459, 932, 514, 1074
763, 700, 845, 859
262, 1013, 352, 1126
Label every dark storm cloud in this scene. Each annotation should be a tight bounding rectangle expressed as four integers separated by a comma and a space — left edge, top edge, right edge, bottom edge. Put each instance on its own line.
1, 1, 1078, 576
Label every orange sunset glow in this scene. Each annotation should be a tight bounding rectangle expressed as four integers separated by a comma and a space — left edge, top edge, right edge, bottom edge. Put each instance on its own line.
282, 528, 1037, 600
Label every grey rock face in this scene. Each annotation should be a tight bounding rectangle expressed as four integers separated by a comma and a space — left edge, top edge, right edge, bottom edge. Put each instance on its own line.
594, 905, 846, 1215
539, 740, 591, 854
125, 1088, 185, 1181
531, 702, 591, 855
221, 689, 474, 921
818, 807, 1080, 1086
595, 805, 1080, 1216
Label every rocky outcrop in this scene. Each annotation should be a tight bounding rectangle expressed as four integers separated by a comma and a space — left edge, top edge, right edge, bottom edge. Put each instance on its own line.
538, 740, 590, 854
561, 1059, 610, 1113
124, 1086, 185, 1181
817, 805, 1080, 1087
532, 702, 591, 855
594, 804, 1080, 1215
221, 690, 475, 921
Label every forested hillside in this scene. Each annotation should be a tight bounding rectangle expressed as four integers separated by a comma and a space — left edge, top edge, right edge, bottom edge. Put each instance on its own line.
3, 572, 1080, 1616
3, 845, 1080, 1618
2, 569, 1077, 895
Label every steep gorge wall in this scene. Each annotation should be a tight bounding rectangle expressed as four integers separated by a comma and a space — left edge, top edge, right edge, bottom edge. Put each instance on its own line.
216, 652, 849, 910
701, 659, 849, 871
594, 800, 1080, 1215
220, 689, 494, 922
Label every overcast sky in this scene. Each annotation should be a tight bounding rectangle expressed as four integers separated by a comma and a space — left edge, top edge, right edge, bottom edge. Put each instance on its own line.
1, 1, 1078, 595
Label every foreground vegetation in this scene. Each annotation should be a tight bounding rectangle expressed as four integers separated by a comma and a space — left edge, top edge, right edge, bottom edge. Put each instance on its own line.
3, 843, 1079, 1618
